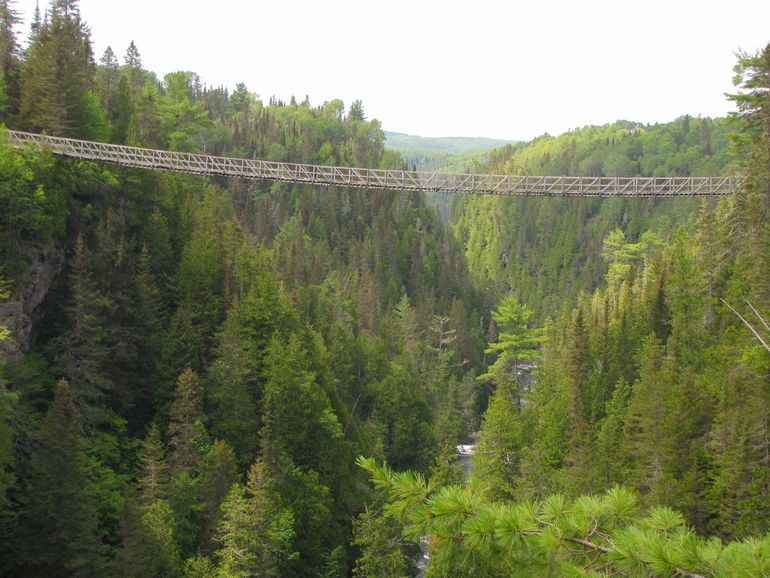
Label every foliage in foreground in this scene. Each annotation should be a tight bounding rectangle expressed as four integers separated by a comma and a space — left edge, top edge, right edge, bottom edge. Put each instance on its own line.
358, 456, 770, 577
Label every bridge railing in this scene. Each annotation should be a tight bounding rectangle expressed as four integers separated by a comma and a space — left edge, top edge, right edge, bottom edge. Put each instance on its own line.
5, 130, 741, 197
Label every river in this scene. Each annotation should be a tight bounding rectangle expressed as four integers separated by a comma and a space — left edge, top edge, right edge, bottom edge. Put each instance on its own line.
415, 441, 477, 576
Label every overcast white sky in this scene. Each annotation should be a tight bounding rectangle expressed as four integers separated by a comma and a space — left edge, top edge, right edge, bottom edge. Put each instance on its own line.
12, 0, 770, 140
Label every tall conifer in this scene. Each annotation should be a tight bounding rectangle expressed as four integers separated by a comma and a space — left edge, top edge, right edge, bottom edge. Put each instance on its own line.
167, 368, 208, 476
19, 0, 94, 135
16, 379, 102, 576
55, 234, 114, 427
136, 422, 169, 506
198, 439, 239, 554
0, 0, 19, 115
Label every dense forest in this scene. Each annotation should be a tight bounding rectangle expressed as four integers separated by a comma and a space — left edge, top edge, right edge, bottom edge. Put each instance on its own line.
367, 48, 770, 576
384, 132, 517, 173
451, 116, 736, 317
0, 0, 769, 576
0, 1, 485, 575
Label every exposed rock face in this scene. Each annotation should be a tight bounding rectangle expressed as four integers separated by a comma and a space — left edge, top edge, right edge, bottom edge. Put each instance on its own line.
0, 245, 65, 362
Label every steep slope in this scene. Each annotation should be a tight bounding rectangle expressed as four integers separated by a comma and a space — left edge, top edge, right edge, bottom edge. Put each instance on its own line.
451, 117, 736, 319
0, 5, 487, 575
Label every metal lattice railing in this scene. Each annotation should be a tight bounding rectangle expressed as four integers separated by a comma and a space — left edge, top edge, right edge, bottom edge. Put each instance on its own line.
5, 130, 742, 197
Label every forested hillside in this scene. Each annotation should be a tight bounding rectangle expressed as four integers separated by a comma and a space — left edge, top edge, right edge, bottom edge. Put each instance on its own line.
0, 2, 486, 575
384, 132, 517, 172
364, 46, 770, 576
452, 116, 736, 317
2, 1, 770, 576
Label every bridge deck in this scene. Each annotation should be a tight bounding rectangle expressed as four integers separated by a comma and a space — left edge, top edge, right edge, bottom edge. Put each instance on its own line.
5, 130, 740, 197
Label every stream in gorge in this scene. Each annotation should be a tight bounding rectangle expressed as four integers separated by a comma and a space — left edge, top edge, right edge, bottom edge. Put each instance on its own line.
415, 440, 477, 577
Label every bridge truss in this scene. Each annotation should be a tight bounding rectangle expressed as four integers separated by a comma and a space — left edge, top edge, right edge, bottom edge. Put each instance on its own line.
6, 130, 740, 197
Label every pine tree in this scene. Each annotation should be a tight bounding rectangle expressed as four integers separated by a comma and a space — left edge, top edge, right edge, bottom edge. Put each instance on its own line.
622, 336, 672, 504
19, 0, 94, 135
136, 422, 169, 507
359, 456, 770, 577
352, 508, 413, 577
215, 460, 295, 577
167, 368, 208, 476
478, 296, 545, 405
115, 492, 182, 578
473, 386, 523, 500
15, 379, 102, 576
138, 499, 182, 577
565, 306, 592, 420
122, 40, 143, 94
95, 45, 119, 111
594, 377, 632, 486
198, 439, 239, 555
109, 73, 132, 143
55, 234, 114, 428
0, 0, 18, 77
0, 0, 20, 116
729, 43, 770, 202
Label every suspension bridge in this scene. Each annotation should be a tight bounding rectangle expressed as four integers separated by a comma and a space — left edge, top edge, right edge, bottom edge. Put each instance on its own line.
6, 130, 740, 197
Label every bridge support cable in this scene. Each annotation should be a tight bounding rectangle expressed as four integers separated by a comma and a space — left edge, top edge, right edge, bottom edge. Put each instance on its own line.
5, 130, 741, 197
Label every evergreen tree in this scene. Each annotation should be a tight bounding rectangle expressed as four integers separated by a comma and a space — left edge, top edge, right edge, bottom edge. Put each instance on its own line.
478, 296, 544, 405
122, 40, 143, 95
259, 332, 344, 476
0, 0, 18, 78
55, 234, 114, 428
109, 73, 132, 142
19, 0, 94, 135
136, 421, 169, 506
207, 268, 299, 465
473, 386, 523, 500
359, 457, 770, 577
198, 439, 239, 555
621, 336, 673, 504
352, 508, 413, 577
215, 460, 295, 577
0, 0, 19, 117
729, 43, 770, 202
132, 245, 165, 419
167, 368, 208, 476
709, 360, 770, 539
115, 492, 182, 578
348, 99, 365, 122
95, 45, 119, 111
28, 2, 40, 41
726, 43, 770, 309
15, 379, 102, 576
138, 499, 182, 577
594, 377, 632, 486
565, 306, 592, 420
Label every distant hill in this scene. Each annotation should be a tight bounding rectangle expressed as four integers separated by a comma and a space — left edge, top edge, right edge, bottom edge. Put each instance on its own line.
384, 132, 519, 155
384, 132, 520, 178
384, 132, 519, 219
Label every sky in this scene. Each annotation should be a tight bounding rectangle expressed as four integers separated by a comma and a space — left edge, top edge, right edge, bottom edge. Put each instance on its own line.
11, 0, 770, 141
